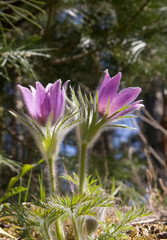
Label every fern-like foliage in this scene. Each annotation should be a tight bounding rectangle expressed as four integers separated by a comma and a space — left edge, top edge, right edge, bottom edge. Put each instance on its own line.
1, 174, 151, 240
25, 206, 64, 240
5, 174, 113, 239
1, 203, 39, 239
96, 207, 151, 240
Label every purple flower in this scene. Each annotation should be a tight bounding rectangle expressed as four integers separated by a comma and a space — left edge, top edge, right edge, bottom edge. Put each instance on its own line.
98, 70, 143, 119
18, 80, 68, 125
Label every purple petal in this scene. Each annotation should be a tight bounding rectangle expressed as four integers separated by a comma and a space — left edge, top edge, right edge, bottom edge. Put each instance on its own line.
98, 72, 121, 114
110, 100, 143, 119
48, 80, 65, 123
98, 69, 110, 96
18, 85, 35, 117
46, 83, 53, 92
108, 87, 141, 115
98, 101, 108, 115
35, 82, 51, 124
63, 80, 70, 91
99, 72, 121, 102
57, 90, 65, 122
29, 85, 36, 95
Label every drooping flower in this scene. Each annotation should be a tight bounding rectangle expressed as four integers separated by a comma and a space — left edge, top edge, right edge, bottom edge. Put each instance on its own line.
18, 80, 68, 125
98, 70, 143, 119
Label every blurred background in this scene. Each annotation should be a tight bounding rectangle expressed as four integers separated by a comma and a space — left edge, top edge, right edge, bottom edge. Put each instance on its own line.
0, 0, 167, 204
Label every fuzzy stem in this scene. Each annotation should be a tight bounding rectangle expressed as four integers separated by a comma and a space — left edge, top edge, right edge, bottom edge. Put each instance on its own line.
56, 218, 65, 240
71, 215, 80, 240
48, 158, 56, 193
44, 223, 52, 240
48, 158, 64, 239
79, 142, 88, 194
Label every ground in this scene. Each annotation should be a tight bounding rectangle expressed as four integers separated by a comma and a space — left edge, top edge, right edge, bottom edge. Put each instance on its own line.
1, 214, 167, 239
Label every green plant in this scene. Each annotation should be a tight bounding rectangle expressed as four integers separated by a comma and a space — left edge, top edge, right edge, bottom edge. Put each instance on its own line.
96, 207, 151, 240
0, 159, 44, 204
7, 69, 144, 239
0, 153, 21, 173
14, 174, 114, 240
0, 0, 47, 80
0, 227, 17, 239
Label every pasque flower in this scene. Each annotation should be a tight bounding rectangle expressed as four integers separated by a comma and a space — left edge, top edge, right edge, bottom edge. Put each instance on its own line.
18, 80, 68, 125
75, 70, 143, 194
98, 70, 143, 118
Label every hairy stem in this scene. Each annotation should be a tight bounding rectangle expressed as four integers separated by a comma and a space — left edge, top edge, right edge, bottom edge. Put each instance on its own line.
71, 215, 80, 240
79, 142, 87, 194
44, 222, 51, 240
56, 218, 65, 240
48, 158, 56, 193
48, 157, 64, 239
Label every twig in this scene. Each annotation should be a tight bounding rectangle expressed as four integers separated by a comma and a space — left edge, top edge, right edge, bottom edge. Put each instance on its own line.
132, 118, 166, 167
137, 108, 167, 136
51, 50, 95, 65
131, 218, 164, 226
159, 178, 167, 193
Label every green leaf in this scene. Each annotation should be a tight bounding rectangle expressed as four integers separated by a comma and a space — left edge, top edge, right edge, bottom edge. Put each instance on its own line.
90, 92, 98, 128
107, 104, 131, 121
70, 87, 80, 111
24, 170, 32, 202
20, 0, 45, 13
38, 168, 46, 201
79, 87, 86, 118
106, 97, 110, 116
9, 110, 36, 130
6, 159, 44, 192
115, 115, 136, 119
104, 124, 137, 130
9, 4, 42, 29
1, 13, 23, 35
0, 153, 21, 172
61, 173, 79, 185
0, 186, 27, 204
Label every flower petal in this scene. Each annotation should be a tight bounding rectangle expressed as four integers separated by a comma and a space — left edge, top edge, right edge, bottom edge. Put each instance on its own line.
35, 82, 51, 124
63, 80, 70, 91
46, 83, 53, 92
18, 85, 35, 117
108, 87, 141, 115
98, 72, 121, 114
98, 69, 110, 95
111, 100, 143, 119
48, 80, 65, 123
29, 85, 36, 96
99, 72, 121, 102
